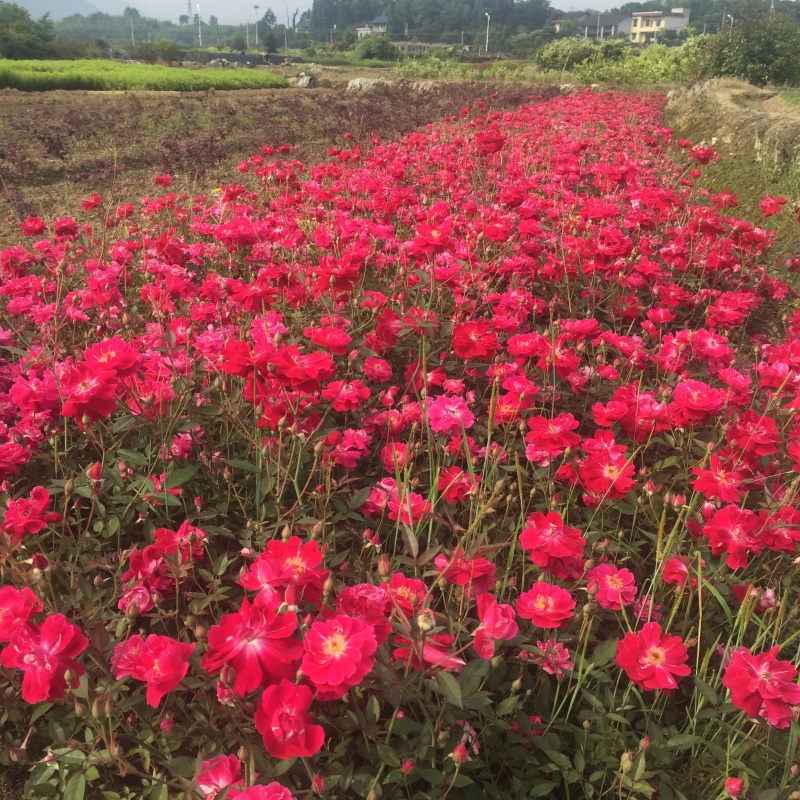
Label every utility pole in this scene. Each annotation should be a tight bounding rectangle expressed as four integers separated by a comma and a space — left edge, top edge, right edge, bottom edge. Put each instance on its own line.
130, 14, 135, 46
282, 0, 291, 50
246, 22, 250, 49
255, 5, 260, 47
197, 4, 202, 46
484, 12, 490, 53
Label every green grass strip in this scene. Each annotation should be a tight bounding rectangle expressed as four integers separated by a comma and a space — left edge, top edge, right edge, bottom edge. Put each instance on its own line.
0, 59, 288, 92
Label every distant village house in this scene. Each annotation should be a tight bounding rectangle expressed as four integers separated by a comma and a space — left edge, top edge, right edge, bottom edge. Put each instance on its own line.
554, 7, 691, 42
356, 15, 389, 38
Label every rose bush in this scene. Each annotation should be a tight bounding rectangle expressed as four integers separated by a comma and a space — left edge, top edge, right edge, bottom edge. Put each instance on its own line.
0, 89, 799, 800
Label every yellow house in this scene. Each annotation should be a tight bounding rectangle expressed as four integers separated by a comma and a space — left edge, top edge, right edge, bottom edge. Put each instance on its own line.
630, 7, 691, 43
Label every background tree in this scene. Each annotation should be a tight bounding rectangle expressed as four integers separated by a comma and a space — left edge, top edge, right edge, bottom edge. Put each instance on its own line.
179, 14, 189, 25
354, 32, 401, 59
0, 1, 56, 59
122, 7, 140, 18
694, 14, 800, 85
535, 35, 597, 70
224, 33, 246, 50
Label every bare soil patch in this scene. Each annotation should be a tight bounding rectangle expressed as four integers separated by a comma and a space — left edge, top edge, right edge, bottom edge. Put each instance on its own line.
0, 82, 545, 246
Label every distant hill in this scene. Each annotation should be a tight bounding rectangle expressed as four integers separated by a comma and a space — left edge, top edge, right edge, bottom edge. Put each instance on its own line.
8, 0, 104, 20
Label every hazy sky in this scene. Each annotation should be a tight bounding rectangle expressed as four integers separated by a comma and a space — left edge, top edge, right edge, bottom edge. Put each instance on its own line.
62, 0, 626, 26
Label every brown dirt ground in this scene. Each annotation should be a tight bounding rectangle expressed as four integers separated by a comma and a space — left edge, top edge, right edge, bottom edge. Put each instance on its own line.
0, 764, 26, 800
0, 80, 541, 247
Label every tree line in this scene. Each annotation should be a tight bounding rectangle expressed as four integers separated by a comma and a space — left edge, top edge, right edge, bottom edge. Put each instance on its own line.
1, 0, 800, 75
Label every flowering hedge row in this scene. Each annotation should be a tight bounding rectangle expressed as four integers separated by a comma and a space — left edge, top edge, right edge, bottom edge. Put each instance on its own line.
1, 89, 799, 800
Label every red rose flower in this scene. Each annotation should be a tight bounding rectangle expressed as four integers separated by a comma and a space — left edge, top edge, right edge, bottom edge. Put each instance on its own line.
476, 130, 507, 155
519, 511, 586, 580
59, 362, 119, 427
516, 582, 576, 629
197, 754, 244, 799
111, 633, 194, 707
1, 614, 87, 704
19, 216, 46, 236
437, 466, 480, 504
0, 585, 42, 643
434, 549, 496, 597
615, 622, 690, 694
759, 195, 786, 217
702, 505, 761, 570
254, 680, 325, 759
1, 487, 61, 544
587, 564, 638, 610
239, 536, 330, 606
691, 454, 743, 503
452, 321, 500, 360
201, 599, 303, 696
336, 584, 392, 645
722, 645, 800, 728
392, 633, 465, 672
232, 784, 297, 800
388, 573, 428, 616
301, 614, 377, 698
473, 594, 518, 659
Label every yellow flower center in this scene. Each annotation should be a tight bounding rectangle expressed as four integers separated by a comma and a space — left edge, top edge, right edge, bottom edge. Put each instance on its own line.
284, 556, 307, 574
323, 633, 347, 656
606, 574, 624, 590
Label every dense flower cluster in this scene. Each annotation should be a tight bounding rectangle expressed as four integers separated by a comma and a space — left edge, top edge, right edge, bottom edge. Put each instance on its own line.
0, 88, 798, 799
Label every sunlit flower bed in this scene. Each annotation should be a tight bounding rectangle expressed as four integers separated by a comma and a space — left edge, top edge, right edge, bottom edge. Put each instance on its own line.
1, 90, 799, 800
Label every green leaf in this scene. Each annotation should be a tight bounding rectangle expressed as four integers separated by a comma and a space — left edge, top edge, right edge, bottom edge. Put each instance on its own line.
417, 767, 445, 785
148, 782, 168, 800
376, 743, 400, 768
30, 786, 58, 798
529, 781, 560, 796
496, 695, 518, 716
459, 658, 490, 698
350, 486, 371, 509
64, 773, 85, 800
417, 545, 443, 566
164, 465, 199, 489
350, 772, 376, 797
223, 459, 260, 472
693, 676, 718, 705
366, 694, 380, 724
165, 756, 198, 778
273, 757, 296, 777
591, 639, 618, 666
666, 734, 702, 750
633, 751, 646, 781
435, 671, 463, 709
543, 750, 571, 770
116, 448, 149, 466
400, 522, 419, 559
30, 702, 54, 724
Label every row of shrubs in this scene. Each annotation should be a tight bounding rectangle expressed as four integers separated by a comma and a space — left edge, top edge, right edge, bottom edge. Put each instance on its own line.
396, 16, 800, 89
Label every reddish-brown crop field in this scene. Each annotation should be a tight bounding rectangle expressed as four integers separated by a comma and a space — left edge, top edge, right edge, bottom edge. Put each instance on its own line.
0, 84, 538, 247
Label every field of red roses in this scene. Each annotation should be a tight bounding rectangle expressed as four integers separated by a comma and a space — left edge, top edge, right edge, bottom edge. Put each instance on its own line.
1, 88, 799, 800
